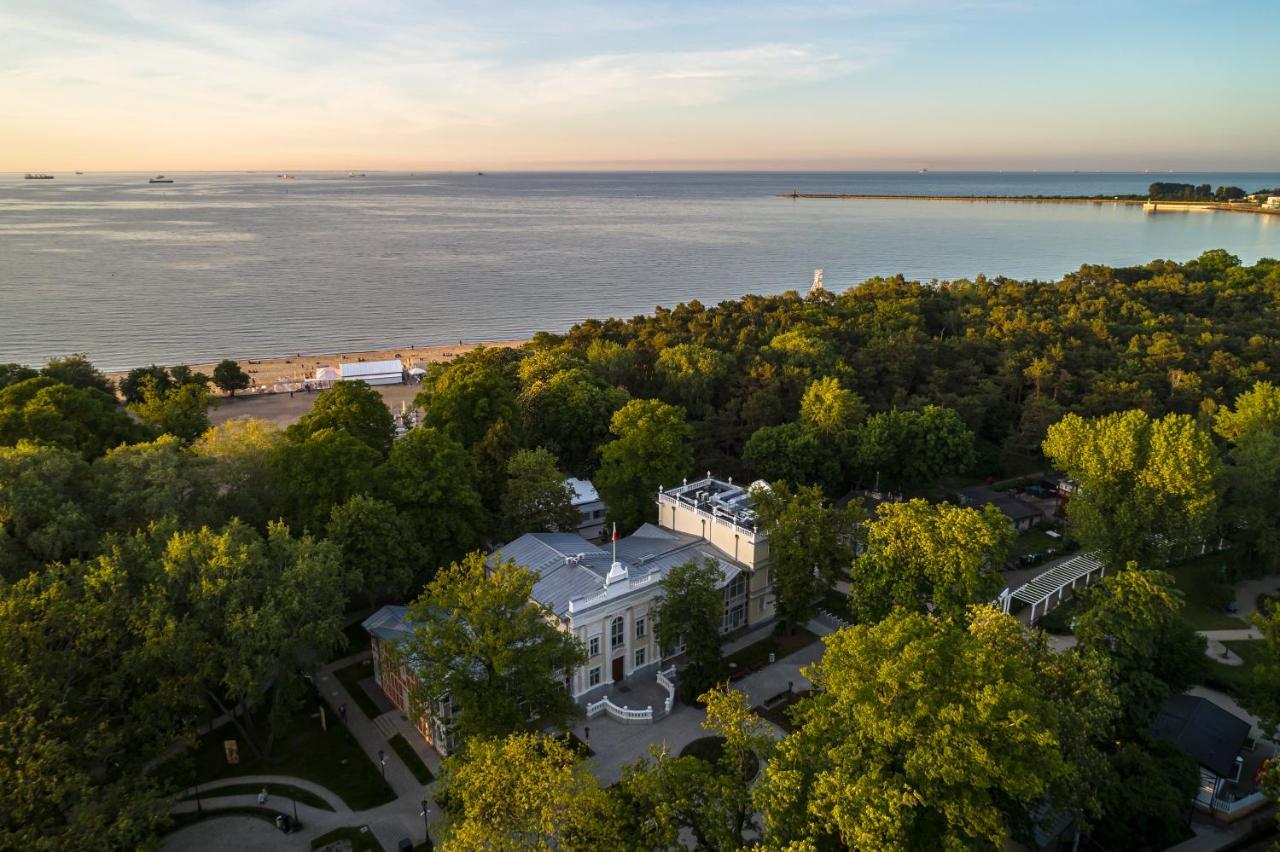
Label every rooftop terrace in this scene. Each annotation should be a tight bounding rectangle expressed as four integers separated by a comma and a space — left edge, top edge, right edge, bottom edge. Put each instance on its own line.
659, 475, 764, 534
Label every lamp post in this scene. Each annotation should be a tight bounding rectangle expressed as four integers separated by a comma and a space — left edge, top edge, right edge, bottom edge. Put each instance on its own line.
378, 749, 386, 779
290, 785, 300, 831
191, 769, 202, 815
420, 799, 434, 850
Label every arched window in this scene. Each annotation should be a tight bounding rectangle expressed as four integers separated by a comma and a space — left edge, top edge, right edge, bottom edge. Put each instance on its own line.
611, 616, 625, 649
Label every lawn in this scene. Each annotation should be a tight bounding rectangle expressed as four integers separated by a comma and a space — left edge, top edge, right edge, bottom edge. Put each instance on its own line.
724, 626, 819, 679
164, 805, 288, 835
1201, 640, 1268, 698
754, 689, 816, 733
388, 733, 434, 784
1009, 529, 1063, 559
182, 781, 333, 811
311, 825, 385, 852
1166, 556, 1246, 631
185, 686, 396, 811
335, 657, 384, 720
679, 736, 760, 780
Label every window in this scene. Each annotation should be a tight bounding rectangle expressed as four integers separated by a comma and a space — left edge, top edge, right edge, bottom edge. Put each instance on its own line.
611, 617, 625, 649
723, 573, 746, 601
588, 636, 600, 658
592, 509, 604, 519
635, 616, 646, 639
589, 667, 601, 687
634, 647, 646, 667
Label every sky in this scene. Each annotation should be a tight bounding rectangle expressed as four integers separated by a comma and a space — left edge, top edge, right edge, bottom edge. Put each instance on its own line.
2, 0, 1278, 171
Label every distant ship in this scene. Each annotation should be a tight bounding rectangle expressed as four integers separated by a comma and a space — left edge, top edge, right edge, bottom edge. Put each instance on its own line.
75, 171, 84, 175
477, 171, 485, 176
149, 175, 174, 184
348, 172, 366, 178
918, 168, 929, 174
24, 173, 54, 180
278, 174, 296, 180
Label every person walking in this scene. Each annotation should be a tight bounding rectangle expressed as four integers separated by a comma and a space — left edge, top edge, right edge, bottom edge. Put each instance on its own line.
258, 787, 268, 805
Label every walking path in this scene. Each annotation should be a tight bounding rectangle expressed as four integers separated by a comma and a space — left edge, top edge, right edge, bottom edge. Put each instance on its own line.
162, 652, 442, 852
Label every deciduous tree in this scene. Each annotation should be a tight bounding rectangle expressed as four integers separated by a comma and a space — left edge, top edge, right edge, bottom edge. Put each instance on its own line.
290, 380, 396, 456
500, 447, 581, 540
752, 481, 861, 630
403, 553, 587, 740
595, 399, 693, 531
211, 359, 252, 397
849, 498, 1012, 623
653, 559, 726, 702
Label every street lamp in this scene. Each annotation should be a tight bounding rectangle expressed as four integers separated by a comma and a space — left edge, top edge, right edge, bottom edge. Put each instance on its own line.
420, 799, 434, 850
290, 785, 300, 831
191, 769, 202, 815
378, 749, 386, 779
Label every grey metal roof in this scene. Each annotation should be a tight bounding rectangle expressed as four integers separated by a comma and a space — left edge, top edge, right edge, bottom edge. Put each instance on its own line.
958, 485, 1042, 521
1153, 694, 1250, 777
495, 525, 744, 618
362, 605, 412, 640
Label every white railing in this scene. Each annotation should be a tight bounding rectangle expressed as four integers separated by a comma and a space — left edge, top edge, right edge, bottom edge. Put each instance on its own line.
1211, 790, 1269, 820
657, 666, 677, 715
585, 696, 654, 723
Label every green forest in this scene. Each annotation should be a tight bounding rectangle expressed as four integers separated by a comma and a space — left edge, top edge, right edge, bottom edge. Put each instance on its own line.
4, 249, 1280, 850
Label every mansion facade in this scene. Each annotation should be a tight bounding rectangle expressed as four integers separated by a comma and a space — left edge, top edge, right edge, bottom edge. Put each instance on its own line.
362, 475, 775, 752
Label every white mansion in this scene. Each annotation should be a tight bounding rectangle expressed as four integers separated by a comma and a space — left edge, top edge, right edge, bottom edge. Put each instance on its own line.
363, 475, 775, 752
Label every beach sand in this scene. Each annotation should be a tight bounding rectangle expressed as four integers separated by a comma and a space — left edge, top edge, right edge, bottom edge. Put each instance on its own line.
104, 338, 527, 428
104, 339, 527, 389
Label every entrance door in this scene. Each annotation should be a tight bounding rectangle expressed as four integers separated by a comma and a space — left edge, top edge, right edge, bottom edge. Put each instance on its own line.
612, 655, 625, 683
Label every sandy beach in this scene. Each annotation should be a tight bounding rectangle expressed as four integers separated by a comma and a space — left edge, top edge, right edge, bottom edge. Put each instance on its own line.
104, 339, 527, 390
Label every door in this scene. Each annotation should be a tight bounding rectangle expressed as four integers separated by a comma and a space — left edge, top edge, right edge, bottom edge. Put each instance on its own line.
612, 655, 625, 683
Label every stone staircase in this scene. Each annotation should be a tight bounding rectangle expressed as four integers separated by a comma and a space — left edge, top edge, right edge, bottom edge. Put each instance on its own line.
373, 712, 401, 740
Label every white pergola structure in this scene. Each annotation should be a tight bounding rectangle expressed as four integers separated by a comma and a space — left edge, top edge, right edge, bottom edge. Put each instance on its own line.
1000, 553, 1107, 625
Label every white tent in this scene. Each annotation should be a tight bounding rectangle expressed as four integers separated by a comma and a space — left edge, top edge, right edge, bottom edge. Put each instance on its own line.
314, 366, 340, 382
407, 366, 427, 377
339, 359, 404, 386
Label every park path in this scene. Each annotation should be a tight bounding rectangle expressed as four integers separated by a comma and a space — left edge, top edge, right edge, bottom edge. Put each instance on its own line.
162, 651, 443, 851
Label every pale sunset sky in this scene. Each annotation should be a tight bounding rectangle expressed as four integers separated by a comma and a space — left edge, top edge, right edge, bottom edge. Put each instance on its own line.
2, 0, 1277, 171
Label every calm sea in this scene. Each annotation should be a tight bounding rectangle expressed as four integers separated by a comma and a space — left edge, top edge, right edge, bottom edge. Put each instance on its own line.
1, 171, 1277, 371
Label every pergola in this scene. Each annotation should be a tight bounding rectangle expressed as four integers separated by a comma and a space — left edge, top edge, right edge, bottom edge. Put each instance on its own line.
1000, 553, 1107, 625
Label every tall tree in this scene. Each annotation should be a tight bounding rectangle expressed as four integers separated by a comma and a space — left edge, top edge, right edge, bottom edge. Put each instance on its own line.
653, 559, 726, 702
417, 348, 522, 450
269, 427, 381, 533
753, 482, 861, 630
402, 553, 587, 740
521, 367, 629, 477
118, 364, 173, 405
211, 359, 252, 397
382, 427, 487, 569
757, 607, 1115, 850
440, 733, 618, 851
289, 380, 396, 456
0, 441, 97, 580
148, 520, 351, 758
41, 354, 113, 395
192, 417, 284, 527
595, 399, 693, 531
799, 375, 866, 436
326, 494, 419, 606
92, 435, 217, 532
616, 684, 771, 850
0, 553, 190, 851
1073, 568, 1207, 737
500, 447, 581, 540
0, 377, 147, 458
1043, 410, 1222, 567
128, 375, 211, 442
655, 343, 730, 415
849, 498, 1012, 624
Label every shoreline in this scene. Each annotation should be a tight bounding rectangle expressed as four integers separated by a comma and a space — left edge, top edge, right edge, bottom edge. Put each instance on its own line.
777, 193, 1280, 215
104, 338, 528, 391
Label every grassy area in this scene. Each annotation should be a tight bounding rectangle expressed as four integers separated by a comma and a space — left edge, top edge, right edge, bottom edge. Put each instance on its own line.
1008, 529, 1063, 559
182, 781, 333, 811
388, 733, 434, 784
724, 626, 819, 678
679, 736, 760, 780
186, 689, 396, 811
1202, 640, 1268, 698
754, 689, 815, 733
164, 805, 288, 835
311, 825, 385, 852
1166, 556, 1245, 631
335, 658, 384, 720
